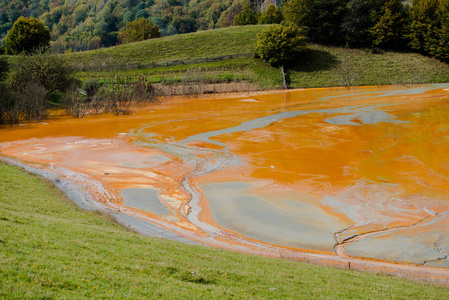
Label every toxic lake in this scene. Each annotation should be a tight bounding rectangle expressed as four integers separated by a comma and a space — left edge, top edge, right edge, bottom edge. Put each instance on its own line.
2, 84, 449, 272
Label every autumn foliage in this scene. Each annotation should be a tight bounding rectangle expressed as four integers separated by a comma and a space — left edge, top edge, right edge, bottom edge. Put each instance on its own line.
121, 18, 161, 44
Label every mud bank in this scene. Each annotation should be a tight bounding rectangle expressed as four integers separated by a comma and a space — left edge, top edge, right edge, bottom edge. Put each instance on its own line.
2, 84, 449, 282
0, 156, 201, 245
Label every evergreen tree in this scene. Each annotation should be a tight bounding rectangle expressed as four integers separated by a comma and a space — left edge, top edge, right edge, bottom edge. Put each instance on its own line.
408, 0, 440, 54
436, 0, 449, 61
258, 4, 283, 24
370, 0, 407, 48
342, 0, 385, 47
233, 3, 258, 26
284, 0, 347, 44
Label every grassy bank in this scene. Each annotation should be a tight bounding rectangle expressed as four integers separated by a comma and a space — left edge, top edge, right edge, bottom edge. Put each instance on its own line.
1, 162, 449, 299
66, 25, 449, 90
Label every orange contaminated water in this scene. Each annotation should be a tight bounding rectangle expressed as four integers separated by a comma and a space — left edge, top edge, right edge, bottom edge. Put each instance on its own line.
1, 84, 449, 269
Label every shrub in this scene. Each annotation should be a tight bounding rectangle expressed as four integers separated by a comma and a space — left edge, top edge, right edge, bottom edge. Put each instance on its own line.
8, 51, 74, 98
63, 87, 88, 119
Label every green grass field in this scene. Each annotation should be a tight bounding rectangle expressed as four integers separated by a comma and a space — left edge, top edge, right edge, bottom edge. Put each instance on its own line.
1, 162, 449, 299
67, 26, 266, 66
67, 25, 449, 90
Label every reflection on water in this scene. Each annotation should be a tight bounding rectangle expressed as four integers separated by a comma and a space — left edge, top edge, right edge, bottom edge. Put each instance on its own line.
1, 84, 449, 268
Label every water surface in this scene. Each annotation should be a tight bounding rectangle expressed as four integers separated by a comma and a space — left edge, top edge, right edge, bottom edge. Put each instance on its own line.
2, 85, 449, 268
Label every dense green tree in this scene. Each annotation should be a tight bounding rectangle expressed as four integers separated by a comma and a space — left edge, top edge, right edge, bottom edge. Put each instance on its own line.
409, 0, 440, 54
342, 0, 385, 47
370, 0, 407, 48
100, 31, 119, 47
258, 4, 283, 24
408, 0, 449, 62
172, 15, 196, 33
74, 4, 89, 23
123, 10, 135, 24
135, 9, 150, 19
136, 2, 147, 11
121, 18, 161, 44
436, 0, 449, 61
284, 0, 347, 44
255, 24, 307, 66
4, 17, 51, 54
233, 2, 258, 25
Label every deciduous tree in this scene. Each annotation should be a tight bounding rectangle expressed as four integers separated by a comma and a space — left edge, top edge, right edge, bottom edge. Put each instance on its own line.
4, 16, 51, 54
121, 18, 161, 44
255, 24, 307, 66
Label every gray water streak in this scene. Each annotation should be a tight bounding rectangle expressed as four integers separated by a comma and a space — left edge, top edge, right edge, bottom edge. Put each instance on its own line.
180, 103, 405, 146
129, 84, 449, 245
319, 84, 446, 102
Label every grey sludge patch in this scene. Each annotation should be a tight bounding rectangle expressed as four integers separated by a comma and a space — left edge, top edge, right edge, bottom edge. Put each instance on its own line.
121, 188, 169, 216
345, 232, 445, 264
200, 181, 349, 252
325, 110, 407, 126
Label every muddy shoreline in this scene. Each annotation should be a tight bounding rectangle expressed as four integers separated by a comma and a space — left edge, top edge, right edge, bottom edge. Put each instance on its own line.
0, 156, 201, 245
3, 155, 449, 284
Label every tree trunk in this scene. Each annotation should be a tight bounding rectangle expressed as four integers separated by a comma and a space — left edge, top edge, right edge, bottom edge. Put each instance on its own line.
281, 65, 287, 89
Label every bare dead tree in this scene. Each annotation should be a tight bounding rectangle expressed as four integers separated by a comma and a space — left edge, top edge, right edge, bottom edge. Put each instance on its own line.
335, 49, 362, 89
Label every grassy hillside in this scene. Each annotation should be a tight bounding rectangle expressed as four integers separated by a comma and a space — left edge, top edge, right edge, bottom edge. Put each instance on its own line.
67, 26, 265, 65
68, 25, 449, 90
1, 162, 449, 298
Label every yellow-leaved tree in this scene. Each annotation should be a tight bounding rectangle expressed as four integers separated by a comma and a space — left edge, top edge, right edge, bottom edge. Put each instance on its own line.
121, 18, 161, 44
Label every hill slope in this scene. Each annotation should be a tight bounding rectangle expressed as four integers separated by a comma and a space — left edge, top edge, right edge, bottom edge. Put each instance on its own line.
0, 0, 247, 52
1, 162, 449, 298
69, 26, 449, 90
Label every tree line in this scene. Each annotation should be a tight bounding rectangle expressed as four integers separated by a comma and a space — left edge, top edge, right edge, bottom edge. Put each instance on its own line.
0, 0, 252, 52
235, 0, 449, 63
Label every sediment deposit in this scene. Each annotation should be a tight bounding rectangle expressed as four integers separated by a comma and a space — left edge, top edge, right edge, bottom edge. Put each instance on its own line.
2, 84, 449, 280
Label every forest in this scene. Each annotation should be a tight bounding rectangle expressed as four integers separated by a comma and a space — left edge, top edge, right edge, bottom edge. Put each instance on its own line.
0, 0, 257, 52
0, 0, 448, 63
